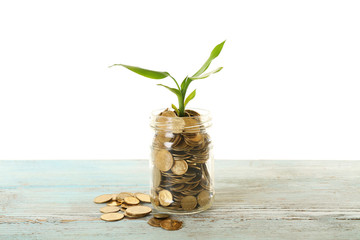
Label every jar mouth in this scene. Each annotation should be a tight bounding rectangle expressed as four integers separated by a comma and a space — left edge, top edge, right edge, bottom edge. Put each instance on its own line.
150, 108, 212, 130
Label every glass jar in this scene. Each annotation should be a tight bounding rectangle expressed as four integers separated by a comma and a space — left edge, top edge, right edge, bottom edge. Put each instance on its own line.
149, 108, 214, 214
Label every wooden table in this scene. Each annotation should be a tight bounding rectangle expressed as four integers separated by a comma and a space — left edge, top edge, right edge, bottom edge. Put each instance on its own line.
1, 160, 359, 239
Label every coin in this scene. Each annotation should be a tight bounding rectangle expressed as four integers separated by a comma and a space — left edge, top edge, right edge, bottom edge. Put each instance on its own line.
121, 203, 134, 209
160, 219, 183, 231
171, 160, 188, 175
116, 192, 134, 201
154, 214, 170, 219
94, 194, 113, 204
107, 200, 122, 207
100, 213, 124, 222
155, 149, 173, 172
100, 206, 120, 213
183, 117, 200, 133
153, 167, 162, 187
147, 217, 163, 227
197, 190, 211, 207
124, 196, 140, 205
160, 109, 177, 117
171, 117, 185, 134
181, 196, 197, 210
124, 212, 147, 219
159, 190, 173, 207
125, 206, 152, 216
135, 193, 151, 203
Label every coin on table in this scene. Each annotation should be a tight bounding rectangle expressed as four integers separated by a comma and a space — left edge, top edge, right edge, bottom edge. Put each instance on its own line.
181, 196, 197, 210
116, 192, 134, 201
154, 213, 170, 219
94, 194, 113, 204
197, 190, 211, 207
124, 212, 147, 219
171, 160, 188, 175
124, 196, 140, 205
135, 193, 151, 203
125, 206, 152, 216
159, 189, 173, 207
107, 200, 122, 206
155, 149, 174, 172
100, 213, 124, 222
100, 206, 120, 213
147, 217, 163, 227
160, 219, 183, 231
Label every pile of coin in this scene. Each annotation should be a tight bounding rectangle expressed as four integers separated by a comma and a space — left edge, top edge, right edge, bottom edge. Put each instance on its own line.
152, 109, 213, 212
93, 192, 183, 230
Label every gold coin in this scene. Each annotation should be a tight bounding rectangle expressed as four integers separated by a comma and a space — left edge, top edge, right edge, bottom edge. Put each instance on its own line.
100, 206, 120, 213
125, 206, 152, 216
93, 194, 113, 204
124, 196, 140, 205
183, 118, 200, 133
160, 219, 183, 231
155, 149, 173, 172
159, 189, 173, 207
180, 196, 197, 210
147, 217, 163, 227
111, 194, 118, 201
154, 213, 170, 219
100, 213, 124, 222
197, 190, 211, 207
107, 200, 122, 206
160, 109, 177, 117
116, 192, 133, 201
124, 212, 147, 219
121, 203, 134, 209
153, 167, 161, 187
135, 193, 151, 203
171, 117, 185, 134
171, 160, 188, 175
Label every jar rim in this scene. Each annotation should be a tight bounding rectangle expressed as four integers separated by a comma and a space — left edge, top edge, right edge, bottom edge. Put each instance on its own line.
149, 108, 212, 130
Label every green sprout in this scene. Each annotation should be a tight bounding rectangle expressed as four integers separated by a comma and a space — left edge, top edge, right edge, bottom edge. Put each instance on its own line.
109, 40, 225, 117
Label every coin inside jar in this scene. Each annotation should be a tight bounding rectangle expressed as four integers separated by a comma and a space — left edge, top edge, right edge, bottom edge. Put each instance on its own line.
171, 160, 188, 175
160, 219, 183, 231
155, 149, 174, 172
158, 189, 173, 207
197, 190, 211, 207
180, 196, 197, 210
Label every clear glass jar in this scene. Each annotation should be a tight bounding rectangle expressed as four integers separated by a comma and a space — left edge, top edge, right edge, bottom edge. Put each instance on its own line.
149, 108, 214, 214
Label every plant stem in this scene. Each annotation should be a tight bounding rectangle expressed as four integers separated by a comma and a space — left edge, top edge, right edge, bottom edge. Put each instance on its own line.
178, 95, 185, 117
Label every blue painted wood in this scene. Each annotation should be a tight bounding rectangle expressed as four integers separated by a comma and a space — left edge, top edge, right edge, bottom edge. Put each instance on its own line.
1, 160, 360, 240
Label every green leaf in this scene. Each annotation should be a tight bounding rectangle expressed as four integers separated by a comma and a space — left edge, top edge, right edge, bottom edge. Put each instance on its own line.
171, 104, 179, 115
184, 89, 196, 107
157, 84, 182, 98
192, 40, 226, 77
190, 67, 223, 80
109, 64, 170, 79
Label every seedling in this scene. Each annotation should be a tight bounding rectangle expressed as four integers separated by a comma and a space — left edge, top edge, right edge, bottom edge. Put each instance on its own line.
110, 41, 225, 117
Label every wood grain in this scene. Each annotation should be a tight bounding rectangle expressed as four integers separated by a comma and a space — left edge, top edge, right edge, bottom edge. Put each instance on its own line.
0, 160, 359, 239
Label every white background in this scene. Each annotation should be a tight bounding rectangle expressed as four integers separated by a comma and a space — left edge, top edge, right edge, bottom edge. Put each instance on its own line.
0, 0, 359, 160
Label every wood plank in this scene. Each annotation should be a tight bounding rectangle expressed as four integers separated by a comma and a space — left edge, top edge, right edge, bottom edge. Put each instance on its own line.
0, 160, 359, 239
